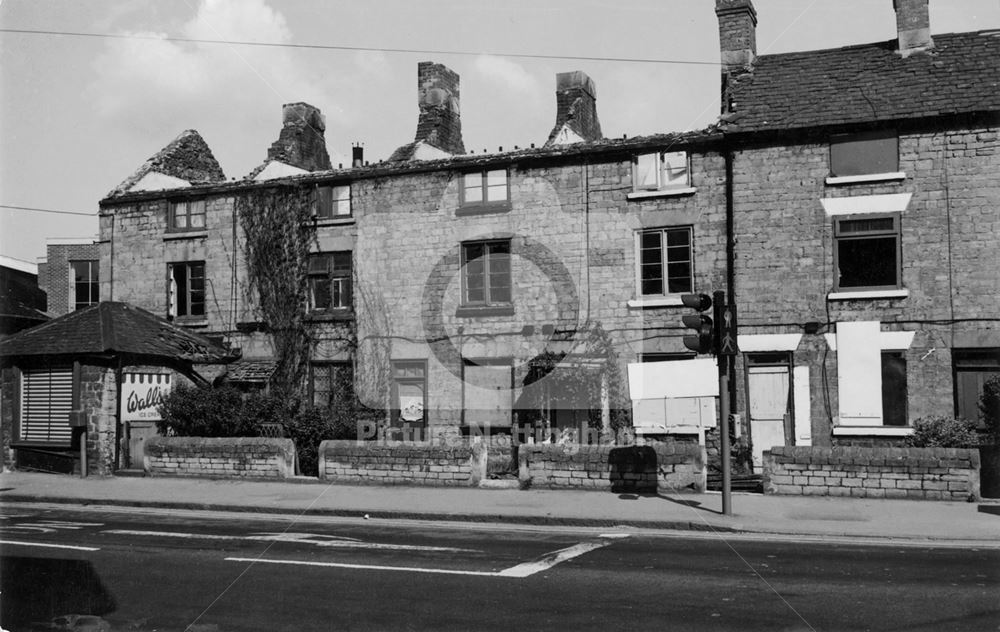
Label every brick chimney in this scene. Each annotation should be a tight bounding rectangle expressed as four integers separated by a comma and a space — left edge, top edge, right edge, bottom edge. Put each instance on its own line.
894, 0, 933, 57
545, 71, 603, 147
266, 102, 332, 172
414, 62, 465, 155
716, 0, 757, 73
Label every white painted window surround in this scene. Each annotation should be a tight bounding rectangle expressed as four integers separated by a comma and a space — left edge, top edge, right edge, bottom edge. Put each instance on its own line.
820, 192, 912, 216
832, 426, 913, 437
626, 296, 685, 309
828, 289, 910, 301
825, 172, 906, 186
737, 334, 802, 353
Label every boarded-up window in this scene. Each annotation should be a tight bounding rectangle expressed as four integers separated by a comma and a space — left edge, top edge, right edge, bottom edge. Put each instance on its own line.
392, 361, 427, 425
830, 131, 899, 177
463, 359, 512, 427
954, 349, 1000, 427
881, 352, 908, 426
20, 366, 74, 445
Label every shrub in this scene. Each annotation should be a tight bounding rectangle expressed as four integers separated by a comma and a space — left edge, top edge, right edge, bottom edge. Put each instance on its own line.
979, 375, 1000, 443
285, 405, 359, 476
905, 415, 979, 448
156, 385, 251, 437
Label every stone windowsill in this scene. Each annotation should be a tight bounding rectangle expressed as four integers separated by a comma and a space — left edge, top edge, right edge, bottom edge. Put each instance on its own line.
827, 289, 909, 301
455, 305, 515, 318
163, 230, 208, 241
455, 203, 512, 217
825, 172, 906, 186
627, 295, 686, 309
305, 309, 354, 322
626, 187, 697, 201
832, 426, 914, 437
313, 217, 355, 227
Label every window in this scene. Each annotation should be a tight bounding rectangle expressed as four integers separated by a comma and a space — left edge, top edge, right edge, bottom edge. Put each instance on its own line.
168, 262, 205, 319
881, 351, 907, 426
462, 240, 511, 306
637, 227, 693, 296
392, 361, 427, 426
462, 358, 513, 428
169, 199, 206, 231
830, 130, 898, 178
20, 366, 74, 446
634, 151, 689, 191
834, 214, 901, 291
954, 349, 1000, 426
315, 185, 351, 219
71, 261, 99, 310
460, 169, 509, 209
308, 252, 352, 311
311, 362, 353, 409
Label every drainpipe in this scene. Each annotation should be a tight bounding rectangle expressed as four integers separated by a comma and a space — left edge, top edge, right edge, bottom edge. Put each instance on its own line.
724, 147, 738, 416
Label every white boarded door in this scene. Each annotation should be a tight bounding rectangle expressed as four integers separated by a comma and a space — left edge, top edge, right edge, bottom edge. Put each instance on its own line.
747, 364, 791, 468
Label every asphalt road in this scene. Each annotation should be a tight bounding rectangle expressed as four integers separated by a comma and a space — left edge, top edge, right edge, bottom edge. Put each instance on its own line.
1, 504, 997, 632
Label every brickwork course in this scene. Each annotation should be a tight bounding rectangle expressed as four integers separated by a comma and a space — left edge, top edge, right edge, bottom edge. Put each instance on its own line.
36, 0, 994, 481
144, 437, 297, 479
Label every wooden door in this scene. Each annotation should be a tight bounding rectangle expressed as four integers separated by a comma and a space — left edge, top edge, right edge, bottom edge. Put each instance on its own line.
747, 365, 792, 470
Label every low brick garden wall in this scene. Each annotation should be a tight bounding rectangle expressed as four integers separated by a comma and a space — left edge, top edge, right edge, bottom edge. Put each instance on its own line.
318, 440, 487, 486
144, 437, 296, 479
518, 442, 706, 493
762, 446, 981, 501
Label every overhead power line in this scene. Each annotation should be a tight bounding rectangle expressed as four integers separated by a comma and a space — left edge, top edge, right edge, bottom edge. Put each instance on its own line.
0, 28, 721, 66
1, 204, 96, 217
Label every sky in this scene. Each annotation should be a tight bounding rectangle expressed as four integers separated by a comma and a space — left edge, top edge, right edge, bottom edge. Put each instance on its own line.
1, 0, 998, 266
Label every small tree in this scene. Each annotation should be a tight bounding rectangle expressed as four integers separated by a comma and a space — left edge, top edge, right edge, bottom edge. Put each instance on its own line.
905, 415, 979, 448
156, 384, 252, 437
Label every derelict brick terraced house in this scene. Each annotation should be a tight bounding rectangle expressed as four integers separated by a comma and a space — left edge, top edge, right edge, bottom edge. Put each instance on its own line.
7, 0, 994, 475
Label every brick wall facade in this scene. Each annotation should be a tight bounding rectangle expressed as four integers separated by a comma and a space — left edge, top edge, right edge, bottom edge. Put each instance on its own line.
519, 441, 705, 492
144, 437, 296, 478
41, 242, 100, 317
762, 446, 980, 500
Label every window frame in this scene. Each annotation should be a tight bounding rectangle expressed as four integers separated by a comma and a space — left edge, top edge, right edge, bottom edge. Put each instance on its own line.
309, 361, 354, 409
167, 261, 206, 320
167, 199, 207, 232
632, 150, 691, 192
881, 350, 908, 427
833, 213, 902, 292
953, 348, 1000, 426
635, 226, 694, 298
71, 260, 99, 311
460, 239, 512, 308
829, 130, 900, 179
307, 251, 353, 313
458, 168, 510, 213
314, 184, 352, 220
17, 364, 75, 448
391, 360, 428, 427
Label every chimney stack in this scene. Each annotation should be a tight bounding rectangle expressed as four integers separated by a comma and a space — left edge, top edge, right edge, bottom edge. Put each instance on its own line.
894, 0, 933, 57
545, 71, 603, 147
415, 62, 465, 155
266, 102, 332, 172
716, 0, 757, 73
352, 144, 364, 168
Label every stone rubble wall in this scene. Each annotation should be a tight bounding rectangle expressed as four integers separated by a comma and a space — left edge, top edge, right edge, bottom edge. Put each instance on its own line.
519, 442, 706, 493
762, 446, 980, 501
317, 440, 487, 486
144, 437, 296, 479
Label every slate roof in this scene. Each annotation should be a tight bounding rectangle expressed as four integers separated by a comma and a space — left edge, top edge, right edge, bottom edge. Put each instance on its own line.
0, 302, 237, 364
107, 129, 226, 198
725, 31, 1000, 133
224, 360, 277, 383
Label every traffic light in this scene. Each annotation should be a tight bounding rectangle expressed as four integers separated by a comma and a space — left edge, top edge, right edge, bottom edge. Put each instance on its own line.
681, 293, 714, 354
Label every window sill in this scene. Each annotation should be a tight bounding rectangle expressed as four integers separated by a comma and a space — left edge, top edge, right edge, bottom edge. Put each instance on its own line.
313, 217, 354, 227
825, 172, 906, 186
832, 426, 913, 437
456, 305, 515, 318
626, 187, 697, 201
827, 289, 909, 301
305, 310, 355, 322
11, 440, 74, 450
627, 296, 686, 309
455, 203, 511, 217
173, 317, 208, 327
163, 230, 208, 241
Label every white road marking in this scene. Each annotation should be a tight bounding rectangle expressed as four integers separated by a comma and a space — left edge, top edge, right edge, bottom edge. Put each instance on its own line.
226, 536, 627, 579
102, 530, 478, 553
0, 540, 100, 552
1, 520, 104, 534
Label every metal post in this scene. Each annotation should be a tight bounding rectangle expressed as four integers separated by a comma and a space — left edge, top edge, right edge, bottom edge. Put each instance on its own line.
80, 429, 88, 478
720, 369, 732, 516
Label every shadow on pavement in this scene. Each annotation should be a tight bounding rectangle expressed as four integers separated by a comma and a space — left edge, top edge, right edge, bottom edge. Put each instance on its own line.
615, 492, 723, 516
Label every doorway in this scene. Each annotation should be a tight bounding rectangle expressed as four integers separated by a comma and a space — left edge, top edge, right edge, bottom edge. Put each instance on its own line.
745, 353, 793, 470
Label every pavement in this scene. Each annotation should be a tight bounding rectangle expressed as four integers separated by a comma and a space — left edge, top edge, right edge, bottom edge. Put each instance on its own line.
1, 471, 998, 546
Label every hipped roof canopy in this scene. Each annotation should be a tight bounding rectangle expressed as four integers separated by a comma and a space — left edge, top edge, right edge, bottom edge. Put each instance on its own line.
0, 302, 238, 383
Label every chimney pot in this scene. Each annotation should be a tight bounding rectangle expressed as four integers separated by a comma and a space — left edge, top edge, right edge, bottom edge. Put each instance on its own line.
545, 70, 603, 147
352, 144, 364, 168
894, 0, 933, 56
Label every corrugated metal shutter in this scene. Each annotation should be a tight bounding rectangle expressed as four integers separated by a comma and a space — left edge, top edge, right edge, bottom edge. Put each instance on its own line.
21, 367, 74, 445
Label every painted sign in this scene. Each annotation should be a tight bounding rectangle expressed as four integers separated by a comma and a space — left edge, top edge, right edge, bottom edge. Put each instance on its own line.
122, 373, 171, 422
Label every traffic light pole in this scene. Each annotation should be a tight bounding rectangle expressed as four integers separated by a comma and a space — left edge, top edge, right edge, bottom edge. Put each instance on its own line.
719, 359, 732, 516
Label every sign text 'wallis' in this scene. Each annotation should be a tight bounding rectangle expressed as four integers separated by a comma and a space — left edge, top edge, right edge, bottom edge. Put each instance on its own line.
122, 373, 172, 422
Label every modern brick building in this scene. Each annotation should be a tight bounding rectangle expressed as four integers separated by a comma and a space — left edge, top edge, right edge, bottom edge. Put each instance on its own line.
13, 0, 989, 474
38, 238, 101, 318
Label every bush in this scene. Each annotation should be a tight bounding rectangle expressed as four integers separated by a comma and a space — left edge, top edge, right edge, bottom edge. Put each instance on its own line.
979, 375, 1000, 443
156, 385, 252, 437
284, 405, 360, 476
905, 415, 980, 448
